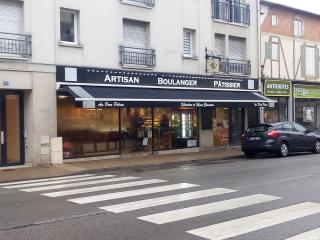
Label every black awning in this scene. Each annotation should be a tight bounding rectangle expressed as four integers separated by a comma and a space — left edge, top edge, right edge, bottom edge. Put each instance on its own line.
64, 85, 276, 108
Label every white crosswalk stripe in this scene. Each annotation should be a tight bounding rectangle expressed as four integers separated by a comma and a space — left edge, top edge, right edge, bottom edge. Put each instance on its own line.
41, 179, 168, 197
3, 175, 116, 189
68, 183, 199, 204
285, 228, 320, 240
3, 175, 115, 189
22, 176, 142, 192
138, 194, 281, 224
100, 188, 237, 213
187, 202, 320, 240
0, 174, 94, 187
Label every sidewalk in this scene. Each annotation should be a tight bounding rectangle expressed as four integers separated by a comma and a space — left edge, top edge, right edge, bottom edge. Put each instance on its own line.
0, 148, 243, 183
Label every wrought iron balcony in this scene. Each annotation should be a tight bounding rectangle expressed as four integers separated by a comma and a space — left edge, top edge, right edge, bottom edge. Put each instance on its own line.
219, 58, 251, 75
0, 32, 32, 57
122, 0, 155, 7
120, 46, 156, 67
212, 0, 250, 25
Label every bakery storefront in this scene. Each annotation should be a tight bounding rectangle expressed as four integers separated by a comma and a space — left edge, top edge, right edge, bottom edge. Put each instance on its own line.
56, 66, 274, 160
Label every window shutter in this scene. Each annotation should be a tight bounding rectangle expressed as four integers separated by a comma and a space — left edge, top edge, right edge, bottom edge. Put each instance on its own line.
215, 34, 225, 56
265, 42, 272, 59
316, 45, 320, 78
183, 30, 192, 56
301, 44, 306, 77
229, 37, 245, 60
0, 0, 22, 34
123, 21, 147, 48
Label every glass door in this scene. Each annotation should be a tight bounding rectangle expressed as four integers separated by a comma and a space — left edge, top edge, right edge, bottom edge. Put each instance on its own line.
0, 92, 23, 166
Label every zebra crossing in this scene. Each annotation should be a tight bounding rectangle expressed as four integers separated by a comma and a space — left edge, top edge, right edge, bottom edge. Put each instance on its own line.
1, 173, 320, 240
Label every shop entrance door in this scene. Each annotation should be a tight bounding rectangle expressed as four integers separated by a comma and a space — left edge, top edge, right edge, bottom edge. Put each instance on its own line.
0, 92, 24, 166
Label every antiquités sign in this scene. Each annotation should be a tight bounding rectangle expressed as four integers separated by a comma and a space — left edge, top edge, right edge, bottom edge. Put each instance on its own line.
57, 66, 259, 91
264, 80, 291, 97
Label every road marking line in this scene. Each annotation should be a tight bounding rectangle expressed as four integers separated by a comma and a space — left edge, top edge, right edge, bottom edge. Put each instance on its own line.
187, 202, 320, 240
100, 188, 237, 213
3, 175, 115, 189
41, 179, 167, 197
68, 183, 199, 204
0, 174, 94, 187
236, 175, 314, 189
138, 194, 280, 224
285, 227, 320, 240
22, 176, 141, 192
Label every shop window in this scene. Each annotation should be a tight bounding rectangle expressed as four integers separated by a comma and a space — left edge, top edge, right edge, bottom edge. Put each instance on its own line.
120, 108, 153, 154
154, 108, 199, 151
264, 97, 288, 123
295, 99, 317, 130
57, 96, 120, 159
60, 8, 79, 43
213, 108, 230, 147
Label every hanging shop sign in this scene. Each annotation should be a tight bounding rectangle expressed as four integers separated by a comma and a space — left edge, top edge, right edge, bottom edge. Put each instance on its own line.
56, 66, 259, 91
264, 80, 291, 97
294, 84, 320, 99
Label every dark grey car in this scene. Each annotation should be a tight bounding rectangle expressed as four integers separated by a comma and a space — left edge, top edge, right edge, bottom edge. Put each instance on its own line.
241, 122, 320, 157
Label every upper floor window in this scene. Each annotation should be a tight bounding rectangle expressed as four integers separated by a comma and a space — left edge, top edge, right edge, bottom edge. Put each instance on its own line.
271, 37, 279, 61
121, 19, 155, 67
293, 17, 303, 38
0, 0, 22, 34
306, 46, 316, 76
183, 29, 196, 57
271, 14, 278, 27
229, 36, 246, 60
301, 44, 319, 78
215, 34, 225, 57
60, 9, 79, 43
212, 0, 250, 25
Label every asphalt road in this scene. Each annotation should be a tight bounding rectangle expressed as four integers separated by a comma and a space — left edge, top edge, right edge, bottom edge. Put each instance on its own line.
1, 153, 320, 240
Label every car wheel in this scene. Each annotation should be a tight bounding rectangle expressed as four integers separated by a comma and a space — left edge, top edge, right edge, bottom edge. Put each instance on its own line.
279, 142, 289, 157
313, 140, 320, 154
244, 151, 255, 158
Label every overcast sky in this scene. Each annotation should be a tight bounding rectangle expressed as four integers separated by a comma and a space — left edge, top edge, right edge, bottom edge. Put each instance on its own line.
267, 0, 320, 15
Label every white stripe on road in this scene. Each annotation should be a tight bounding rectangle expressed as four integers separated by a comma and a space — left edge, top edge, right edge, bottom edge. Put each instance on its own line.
138, 194, 280, 224
285, 228, 320, 240
3, 175, 115, 189
22, 176, 141, 192
41, 179, 167, 197
0, 174, 94, 187
187, 202, 320, 240
101, 188, 237, 213
68, 183, 199, 204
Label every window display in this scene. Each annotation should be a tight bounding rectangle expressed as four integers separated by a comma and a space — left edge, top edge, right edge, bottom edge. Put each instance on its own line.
57, 96, 120, 159
213, 108, 230, 147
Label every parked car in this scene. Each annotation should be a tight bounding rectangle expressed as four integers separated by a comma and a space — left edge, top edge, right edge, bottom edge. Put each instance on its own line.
241, 122, 320, 158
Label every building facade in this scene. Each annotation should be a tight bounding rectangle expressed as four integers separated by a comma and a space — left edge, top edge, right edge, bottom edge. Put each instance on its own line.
0, 0, 268, 167
261, 1, 320, 130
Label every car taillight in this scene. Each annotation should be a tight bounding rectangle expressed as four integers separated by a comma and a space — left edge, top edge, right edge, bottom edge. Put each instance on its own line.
268, 130, 279, 138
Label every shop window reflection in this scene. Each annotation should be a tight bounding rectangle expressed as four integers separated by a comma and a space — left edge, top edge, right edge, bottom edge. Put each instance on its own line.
57, 96, 120, 158
213, 108, 230, 147
154, 108, 198, 150
120, 108, 153, 154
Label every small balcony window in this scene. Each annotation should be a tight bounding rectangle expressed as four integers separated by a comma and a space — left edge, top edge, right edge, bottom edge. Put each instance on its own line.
212, 0, 250, 25
218, 58, 251, 75
119, 46, 156, 66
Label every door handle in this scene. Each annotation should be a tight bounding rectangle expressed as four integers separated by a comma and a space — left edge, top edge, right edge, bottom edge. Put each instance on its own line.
0, 131, 4, 145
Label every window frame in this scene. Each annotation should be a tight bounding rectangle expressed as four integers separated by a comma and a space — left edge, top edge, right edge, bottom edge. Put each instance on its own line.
271, 14, 278, 27
60, 8, 79, 44
305, 45, 316, 77
183, 28, 196, 58
293, 17, 304, 38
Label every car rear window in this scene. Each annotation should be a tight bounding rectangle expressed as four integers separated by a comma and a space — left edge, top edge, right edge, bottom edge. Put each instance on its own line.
246, 125, 272, 133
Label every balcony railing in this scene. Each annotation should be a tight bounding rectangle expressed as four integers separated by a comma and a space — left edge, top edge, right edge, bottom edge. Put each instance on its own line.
120, 46, 156, 67
0, 32, 32, 57
219, 58, 251, 75
122, 0, 155, 7
212, 0, 250, 25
